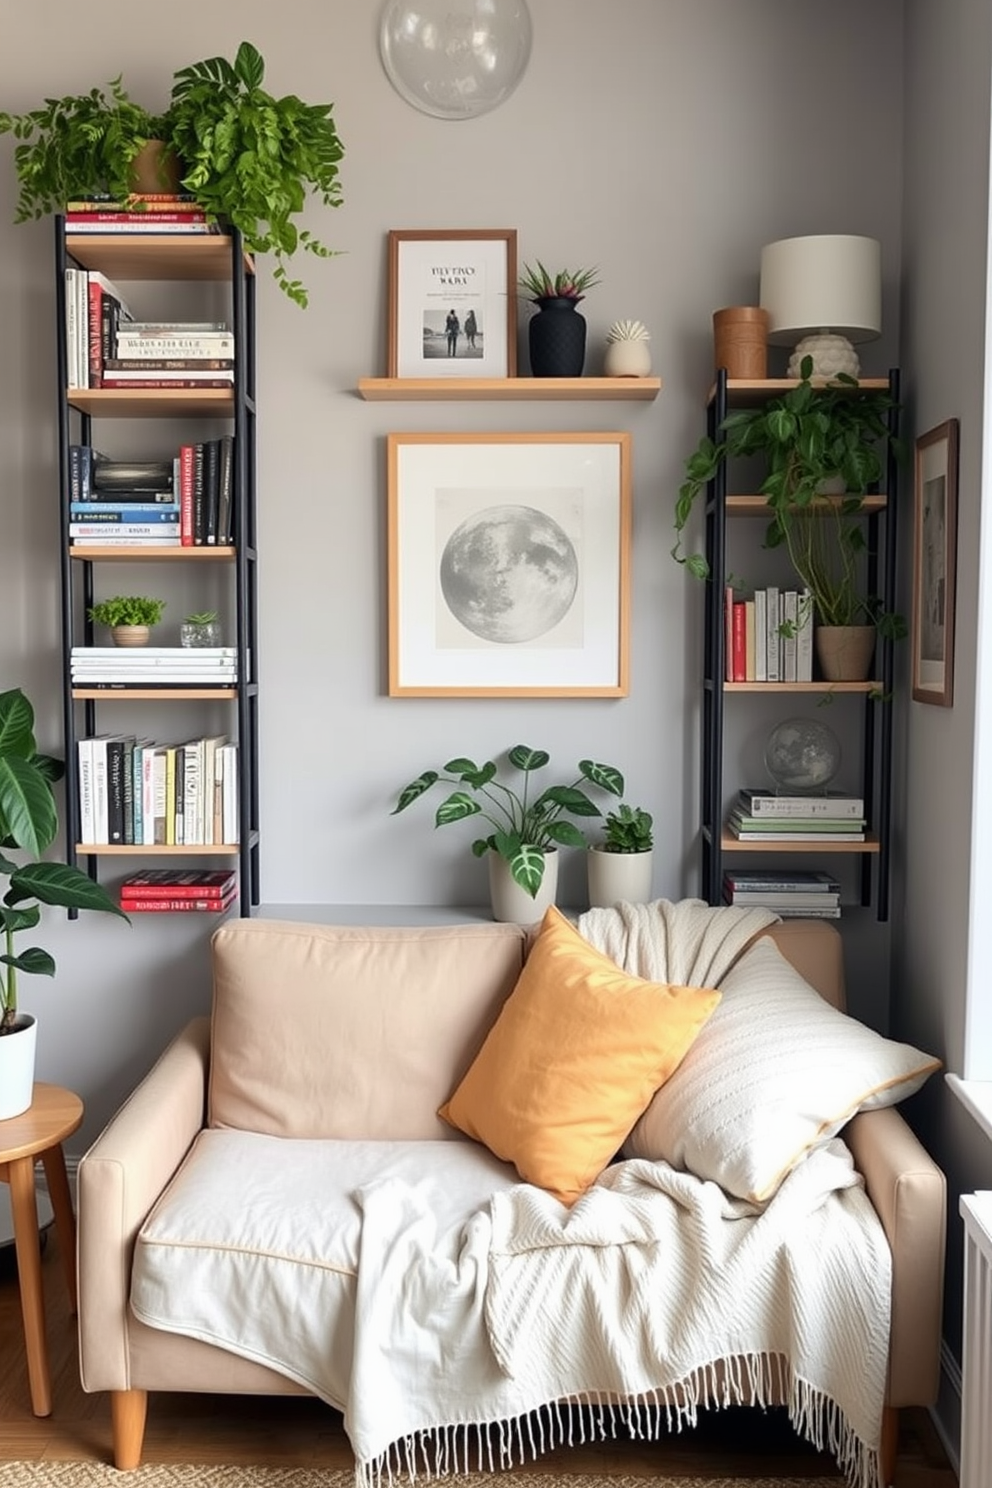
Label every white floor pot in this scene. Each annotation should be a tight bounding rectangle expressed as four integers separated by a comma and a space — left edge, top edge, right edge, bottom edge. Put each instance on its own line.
488, 848, 558, 924
587, 847, 654, 909
0, 1014, 38, 1120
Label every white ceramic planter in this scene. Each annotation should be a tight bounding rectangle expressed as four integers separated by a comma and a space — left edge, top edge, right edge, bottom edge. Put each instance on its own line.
488, 848, 558, 924
0, 1014, 37, 1120
587, 847, 654, 909
604, 339, 652, 377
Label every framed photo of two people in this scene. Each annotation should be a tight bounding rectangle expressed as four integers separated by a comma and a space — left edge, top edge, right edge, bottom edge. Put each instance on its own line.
387, 229, 517, 379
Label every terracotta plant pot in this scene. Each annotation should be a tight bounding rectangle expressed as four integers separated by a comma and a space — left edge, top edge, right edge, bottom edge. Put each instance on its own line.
127, 140, 182, 196
815, 625, 876, 682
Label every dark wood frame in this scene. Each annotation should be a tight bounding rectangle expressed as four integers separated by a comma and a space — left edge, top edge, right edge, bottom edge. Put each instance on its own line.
912, 418, 959, 707
386, 229, 517, 379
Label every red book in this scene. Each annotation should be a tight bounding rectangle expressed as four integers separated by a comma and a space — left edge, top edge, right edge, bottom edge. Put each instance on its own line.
120, 868, 236, 900
732, 601, 747, 682
87, 278, 103, 388
724, 585, 734, 683
122, 891, 238, 913
67, 210, 207, 225
100, 377, 233, 389
179, 444, 196, 546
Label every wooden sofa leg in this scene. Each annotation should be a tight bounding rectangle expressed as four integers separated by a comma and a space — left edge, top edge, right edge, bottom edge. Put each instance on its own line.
111, 1389, 148, 1470
879, 1404, 899, 1487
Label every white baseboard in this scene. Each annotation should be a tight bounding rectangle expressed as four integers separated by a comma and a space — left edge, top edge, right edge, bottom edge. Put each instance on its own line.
930, 1338, 962, 1481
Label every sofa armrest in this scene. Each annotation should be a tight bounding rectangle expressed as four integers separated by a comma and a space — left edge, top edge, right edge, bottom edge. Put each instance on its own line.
844, 1104, 946, 1408
77, 1016, 210, 1393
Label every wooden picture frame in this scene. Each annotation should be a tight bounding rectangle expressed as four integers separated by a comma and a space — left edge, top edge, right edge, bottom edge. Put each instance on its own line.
912, 418, 959, 706
386, 229, 517, 379
387, 431, 631, 697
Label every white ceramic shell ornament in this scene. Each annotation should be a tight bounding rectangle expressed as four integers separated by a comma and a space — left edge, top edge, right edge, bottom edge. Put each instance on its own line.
379, 0, 533, 120
604, 319, 652, 377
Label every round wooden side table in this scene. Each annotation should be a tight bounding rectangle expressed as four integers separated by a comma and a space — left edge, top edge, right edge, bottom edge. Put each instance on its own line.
0, 1082, 83, 1416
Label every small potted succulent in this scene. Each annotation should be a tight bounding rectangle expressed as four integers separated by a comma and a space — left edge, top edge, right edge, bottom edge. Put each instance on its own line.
0, 686, 127, 1117
180, 610, 221, 648
604, 318, 651, 378
88, 594, 166, 648
587, 804, 655, 908
518, 261, 601, 378
392, 744, 623, 922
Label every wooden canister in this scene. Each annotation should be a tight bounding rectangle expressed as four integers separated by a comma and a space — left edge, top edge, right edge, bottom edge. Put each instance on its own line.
713, 306, 770, 378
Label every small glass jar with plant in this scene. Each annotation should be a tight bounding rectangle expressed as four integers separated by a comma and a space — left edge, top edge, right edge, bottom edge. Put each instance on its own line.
180, 610, 221, 648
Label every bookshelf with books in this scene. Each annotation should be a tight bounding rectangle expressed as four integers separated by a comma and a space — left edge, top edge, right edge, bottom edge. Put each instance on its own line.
55, 213, 259, 916
697, 369, 900, 921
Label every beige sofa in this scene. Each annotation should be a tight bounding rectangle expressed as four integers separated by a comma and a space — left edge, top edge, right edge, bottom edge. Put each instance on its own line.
76, 915, 946, 1483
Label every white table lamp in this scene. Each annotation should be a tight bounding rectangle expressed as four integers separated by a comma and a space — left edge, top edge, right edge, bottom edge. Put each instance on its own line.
759, 234, 881, 378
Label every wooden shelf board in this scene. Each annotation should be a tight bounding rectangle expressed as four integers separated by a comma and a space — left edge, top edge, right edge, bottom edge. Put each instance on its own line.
65, 234, 253, 281
70, 545, 235, 562
725, 680, 881, 694
75, 843, 240, 856
721, 832, 880, 855
726, 494, 888, 514
358, 376, 662, 402
72, 688, 237, 701
709, 376, 891, 407
68, 388, 234, 419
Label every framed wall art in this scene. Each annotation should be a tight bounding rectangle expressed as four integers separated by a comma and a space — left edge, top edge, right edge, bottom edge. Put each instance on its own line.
387, 229, 517, 379
387, 431, 631, 697
912, 417, 959, 707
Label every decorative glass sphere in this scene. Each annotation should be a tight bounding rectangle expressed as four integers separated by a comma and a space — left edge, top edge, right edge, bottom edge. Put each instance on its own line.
764, 717, 842, 793
379, 0, 533, 120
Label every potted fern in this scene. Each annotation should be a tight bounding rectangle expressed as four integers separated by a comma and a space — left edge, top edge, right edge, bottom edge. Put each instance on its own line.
587, 804, 654, 908
0, 686, 127, 1118
673, 358, 906, 679
392, 744, 623, 922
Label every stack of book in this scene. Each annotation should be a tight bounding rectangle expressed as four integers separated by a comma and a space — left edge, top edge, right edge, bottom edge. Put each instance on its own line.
71, 647, 237, 689
724, 586, 814, 682
722, 868, 842, 918
64, 261, 233, 392
66, 193, 221, 235
69, 440, 235, 547
119, 869, 238, 916
726, 786, 867, 842
78, 736, 239, 847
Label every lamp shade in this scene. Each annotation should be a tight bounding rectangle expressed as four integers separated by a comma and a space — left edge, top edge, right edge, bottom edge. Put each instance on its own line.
759, 235, 881, 345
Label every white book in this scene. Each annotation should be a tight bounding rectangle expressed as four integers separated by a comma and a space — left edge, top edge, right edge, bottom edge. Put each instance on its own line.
72, 646, 237, 658
765, 585, 780, 681
201, 735, 228, 847
77, 739, 94, 844
77, 268, 89, 390
796, 588, 814, 681
754, 589, 767, 682
141, 745, 158, 847
182, 740, 202, 846
151, 748, 169, 845
65, 267, 80, 389
91, 737, 111, 846
220, 743, 239, 844
782, 590, 798, 682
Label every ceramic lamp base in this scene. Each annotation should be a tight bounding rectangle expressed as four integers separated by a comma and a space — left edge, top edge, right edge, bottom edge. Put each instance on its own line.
788, 333, 860, 379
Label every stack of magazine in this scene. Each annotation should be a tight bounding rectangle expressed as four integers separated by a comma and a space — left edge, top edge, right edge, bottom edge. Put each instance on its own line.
722, 868, 842, 918
726, 786, 866, 843
71, 646, 237, 688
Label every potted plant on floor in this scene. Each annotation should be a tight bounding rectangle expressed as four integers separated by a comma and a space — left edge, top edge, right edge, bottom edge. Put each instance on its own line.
587, 803, 654, 908
88, 594, 166, 648
0, 79, 173, 220
672, 357, 906, 679
0, 686, 127, 1118
392, 744, 623, 921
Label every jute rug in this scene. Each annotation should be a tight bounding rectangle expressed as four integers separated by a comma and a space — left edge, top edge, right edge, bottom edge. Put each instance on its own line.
0, 1470, 843, 1488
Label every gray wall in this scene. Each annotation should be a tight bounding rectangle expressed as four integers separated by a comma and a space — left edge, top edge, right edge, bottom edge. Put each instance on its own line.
898, 0, 992, 1386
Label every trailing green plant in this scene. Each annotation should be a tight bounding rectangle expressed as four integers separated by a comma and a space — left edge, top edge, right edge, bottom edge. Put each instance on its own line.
88, 594, 166, 628
518, 261, 600, 303
0, 78, 169, 221
167, 40, 344, 307
392, 744, 623, 897
673, 357, 906, 636
601, 803, 653, 854
0, 686, 127, 1032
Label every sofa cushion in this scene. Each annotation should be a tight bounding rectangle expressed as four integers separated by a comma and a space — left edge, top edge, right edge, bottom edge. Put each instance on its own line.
209, 919, 526, 1139
438, 906, 721, 1205
624, 936, 942, 1204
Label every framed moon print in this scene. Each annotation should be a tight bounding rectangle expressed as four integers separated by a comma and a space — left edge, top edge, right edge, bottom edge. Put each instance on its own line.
912, 418, 959, 707
386, 432, 631, 697
387, 229, 517, 379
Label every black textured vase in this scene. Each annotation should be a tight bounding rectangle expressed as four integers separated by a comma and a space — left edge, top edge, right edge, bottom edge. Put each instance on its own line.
528, 296, 587, 377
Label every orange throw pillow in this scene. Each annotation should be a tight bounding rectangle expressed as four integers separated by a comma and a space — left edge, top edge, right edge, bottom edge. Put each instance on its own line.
438, 905, 720, 1204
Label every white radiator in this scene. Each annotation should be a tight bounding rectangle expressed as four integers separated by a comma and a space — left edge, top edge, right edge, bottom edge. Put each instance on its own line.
960, 1192, 992, 1488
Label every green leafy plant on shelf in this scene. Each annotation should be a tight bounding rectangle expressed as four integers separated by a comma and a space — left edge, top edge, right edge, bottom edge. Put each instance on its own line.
600, 803, 654, 854
392, 744, 624, 898
0, 686, 127, 1033
0, 78, 170, 221
167, 40, 344, 307
518, 261, 601, 303
673, 357, 907, 638
88, 595, 166, 628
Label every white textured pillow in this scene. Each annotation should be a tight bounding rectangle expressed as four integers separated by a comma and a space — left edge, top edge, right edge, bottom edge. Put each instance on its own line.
624, 936, 940, 1204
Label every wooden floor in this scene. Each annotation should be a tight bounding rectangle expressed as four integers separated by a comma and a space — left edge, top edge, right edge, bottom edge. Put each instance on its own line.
0, 1229, 957, 1484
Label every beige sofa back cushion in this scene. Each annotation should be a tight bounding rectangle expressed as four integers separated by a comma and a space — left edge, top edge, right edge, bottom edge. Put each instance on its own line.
208, 919, 526, 1139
